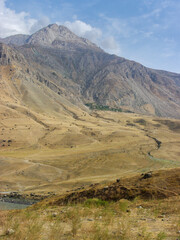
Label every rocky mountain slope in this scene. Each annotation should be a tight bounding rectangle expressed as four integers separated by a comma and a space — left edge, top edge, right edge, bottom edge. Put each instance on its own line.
0, 34, 29, 46
1, 24, 180, 118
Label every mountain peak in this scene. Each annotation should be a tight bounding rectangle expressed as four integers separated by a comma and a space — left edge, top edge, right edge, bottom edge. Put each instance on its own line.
0, 24, 101, 51
47, 23, 59, 29
26, 23, 100, 50
45, 23, 69, 32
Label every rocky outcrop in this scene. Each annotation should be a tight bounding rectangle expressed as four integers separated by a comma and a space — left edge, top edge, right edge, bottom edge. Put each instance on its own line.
49, 168, 180, 205
0, 43, 25, 65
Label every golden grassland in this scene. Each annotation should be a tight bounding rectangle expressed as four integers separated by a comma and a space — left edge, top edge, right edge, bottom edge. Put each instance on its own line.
0, 101, 180, 193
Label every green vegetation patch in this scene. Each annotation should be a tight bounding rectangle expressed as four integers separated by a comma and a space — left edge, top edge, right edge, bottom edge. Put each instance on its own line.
84, 198, 109, 207
85, 103, 133, 113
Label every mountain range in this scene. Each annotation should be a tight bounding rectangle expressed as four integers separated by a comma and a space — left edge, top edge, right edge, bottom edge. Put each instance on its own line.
1, 23, 180, 119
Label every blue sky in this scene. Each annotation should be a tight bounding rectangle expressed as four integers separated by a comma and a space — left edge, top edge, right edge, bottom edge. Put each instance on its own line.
0, 0, 180, 73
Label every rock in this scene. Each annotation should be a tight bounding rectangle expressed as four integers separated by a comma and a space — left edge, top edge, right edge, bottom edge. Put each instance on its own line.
142, 172, 152, 179
137, 206, 143, 209
116, 179, 120, 183
87, 218, 94, 221
5, 229, 15, 235
52, 212, 58, 217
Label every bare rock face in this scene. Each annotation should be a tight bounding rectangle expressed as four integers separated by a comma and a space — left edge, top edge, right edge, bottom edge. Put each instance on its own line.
0, 24, 180, 118
0, 43, 21, 65
0, 43, 10, 65
0, 43, 26, 65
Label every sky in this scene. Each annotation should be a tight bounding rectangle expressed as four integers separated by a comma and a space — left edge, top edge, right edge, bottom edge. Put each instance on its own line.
0, 0, 180, 73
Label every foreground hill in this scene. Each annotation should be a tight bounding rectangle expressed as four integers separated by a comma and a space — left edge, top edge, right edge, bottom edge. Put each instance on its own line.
0, 168, 180, 239
0, 23, 180, 119
47, 168, 180, 205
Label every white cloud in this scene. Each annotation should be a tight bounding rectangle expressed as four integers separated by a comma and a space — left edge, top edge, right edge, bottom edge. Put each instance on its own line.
64, 20, 102, 43
30, 16, 50, 34
141, 8, 161, 19
101, 36, 121, 55
0, 0, 49, 38
64, 20, 121, 55
0, 0, 34, 37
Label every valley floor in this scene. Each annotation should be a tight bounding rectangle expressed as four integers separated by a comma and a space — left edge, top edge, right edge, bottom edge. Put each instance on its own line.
0, 104, 180, 194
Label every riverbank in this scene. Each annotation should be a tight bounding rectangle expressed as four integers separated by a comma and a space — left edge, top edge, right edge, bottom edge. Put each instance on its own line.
0, 191, 55, 207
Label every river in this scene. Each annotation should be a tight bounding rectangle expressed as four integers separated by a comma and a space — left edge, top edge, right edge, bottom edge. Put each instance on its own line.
0, 201, 31, 210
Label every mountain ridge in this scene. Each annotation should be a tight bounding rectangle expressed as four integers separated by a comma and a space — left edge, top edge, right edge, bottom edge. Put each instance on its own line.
0, 24, 180, 119
0, 24, 101, 51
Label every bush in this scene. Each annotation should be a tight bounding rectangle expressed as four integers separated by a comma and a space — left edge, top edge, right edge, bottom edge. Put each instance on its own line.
85, 103, 123, 112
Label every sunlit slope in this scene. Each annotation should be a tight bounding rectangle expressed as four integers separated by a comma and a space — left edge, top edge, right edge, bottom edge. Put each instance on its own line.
0, 99, 180, 193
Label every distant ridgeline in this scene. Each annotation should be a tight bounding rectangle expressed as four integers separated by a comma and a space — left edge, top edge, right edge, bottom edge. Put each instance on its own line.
85, 103, 133, 113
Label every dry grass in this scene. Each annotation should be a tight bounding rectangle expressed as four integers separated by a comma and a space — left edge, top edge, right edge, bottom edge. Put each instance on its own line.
0, 195, 180, 239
